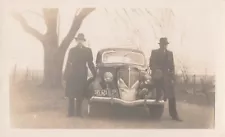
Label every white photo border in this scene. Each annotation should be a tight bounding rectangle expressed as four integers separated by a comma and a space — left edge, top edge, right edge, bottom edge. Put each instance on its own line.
0, 0, 224, 137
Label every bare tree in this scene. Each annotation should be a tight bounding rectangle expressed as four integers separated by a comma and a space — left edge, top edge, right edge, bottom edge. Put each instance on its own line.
12, 8, 95, 88
200, 70, 215, 105
176, 59, 191, 93
145, 8, 175, 39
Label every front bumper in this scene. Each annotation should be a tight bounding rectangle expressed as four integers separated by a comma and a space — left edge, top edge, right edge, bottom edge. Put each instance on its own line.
89, 96, 164, 107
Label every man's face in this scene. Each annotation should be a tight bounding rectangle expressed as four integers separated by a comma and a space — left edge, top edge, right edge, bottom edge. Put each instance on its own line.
159, 43, 168, 50
77, 39, 85, 44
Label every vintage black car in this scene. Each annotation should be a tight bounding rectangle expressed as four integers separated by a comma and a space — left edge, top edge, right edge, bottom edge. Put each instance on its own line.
86, 48, 165, 119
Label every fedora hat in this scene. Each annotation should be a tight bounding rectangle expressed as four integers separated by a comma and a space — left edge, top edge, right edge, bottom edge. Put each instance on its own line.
75, 33, 86, 41
158, 37, 169, 44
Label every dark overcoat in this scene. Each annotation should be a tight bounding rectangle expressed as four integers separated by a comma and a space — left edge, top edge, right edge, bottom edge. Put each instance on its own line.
149, 49, 175, 99
63, 44, 96, 99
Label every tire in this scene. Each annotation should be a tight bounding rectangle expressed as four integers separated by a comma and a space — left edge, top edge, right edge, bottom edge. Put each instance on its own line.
87, 102, 98, 117
87, 102, 109, 117
148, 104, 164, 119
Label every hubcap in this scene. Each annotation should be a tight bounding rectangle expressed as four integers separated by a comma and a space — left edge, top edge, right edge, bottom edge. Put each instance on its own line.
87, 103, 91, 115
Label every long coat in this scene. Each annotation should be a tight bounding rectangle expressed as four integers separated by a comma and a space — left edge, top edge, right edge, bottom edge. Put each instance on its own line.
149, 49, 175, 99
63, 44, 96, 99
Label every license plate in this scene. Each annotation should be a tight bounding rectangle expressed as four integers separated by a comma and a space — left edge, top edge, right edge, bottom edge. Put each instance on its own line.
94, 89, 108, 96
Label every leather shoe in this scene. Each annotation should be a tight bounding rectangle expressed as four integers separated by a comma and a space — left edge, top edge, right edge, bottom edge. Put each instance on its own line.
76, 115, 83, 118
172, 117, 183, 122
76, 113, 83, 118
67, 114, 75, 117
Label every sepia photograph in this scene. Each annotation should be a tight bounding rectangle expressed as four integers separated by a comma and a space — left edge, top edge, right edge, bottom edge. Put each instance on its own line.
1, 1, 221, 130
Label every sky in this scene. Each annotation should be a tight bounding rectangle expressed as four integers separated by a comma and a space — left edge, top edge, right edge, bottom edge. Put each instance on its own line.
1, 3, 223, 75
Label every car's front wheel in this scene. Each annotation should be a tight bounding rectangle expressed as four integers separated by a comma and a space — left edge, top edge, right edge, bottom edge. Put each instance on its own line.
87, 102, 99, 117
87, 102, 111, 117
148, 104, 164, 119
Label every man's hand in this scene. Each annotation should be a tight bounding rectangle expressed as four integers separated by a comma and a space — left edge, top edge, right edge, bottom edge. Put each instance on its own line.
171, 79, 176, 85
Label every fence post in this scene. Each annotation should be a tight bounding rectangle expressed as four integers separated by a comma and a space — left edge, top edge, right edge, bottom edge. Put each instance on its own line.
25, 67, 29, 81
32, 71, 34, 81
12, 64, 17, 85
201, 78, 210, 105
193, 74, 196, 94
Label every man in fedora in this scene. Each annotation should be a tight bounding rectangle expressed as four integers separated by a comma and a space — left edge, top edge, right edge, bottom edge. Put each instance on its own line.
63, 33, 96, 117
149, 37, 182, 121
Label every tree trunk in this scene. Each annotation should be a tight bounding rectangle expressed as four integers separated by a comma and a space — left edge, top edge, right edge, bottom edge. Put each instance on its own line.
41, 9, 62, 88
43, 47, 65, 88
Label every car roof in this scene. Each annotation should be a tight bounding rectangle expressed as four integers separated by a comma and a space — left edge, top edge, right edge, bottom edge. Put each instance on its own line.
95, 48, 147, 66
97, 48, 144, 55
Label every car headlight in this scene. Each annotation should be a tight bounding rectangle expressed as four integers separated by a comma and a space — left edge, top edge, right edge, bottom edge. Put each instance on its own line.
145, 79, 151, 84
104, 72, 113, 82
144, 74, 151, 84
144, 73, 151, 79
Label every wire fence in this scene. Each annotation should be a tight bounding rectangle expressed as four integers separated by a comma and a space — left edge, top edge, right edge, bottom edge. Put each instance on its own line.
10, 65, 43, 86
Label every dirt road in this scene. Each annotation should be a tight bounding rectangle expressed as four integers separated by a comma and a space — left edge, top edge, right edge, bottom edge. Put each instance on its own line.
10, 85, 214, 129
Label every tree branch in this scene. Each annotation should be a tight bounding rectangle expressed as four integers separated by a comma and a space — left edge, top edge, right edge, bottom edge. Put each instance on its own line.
131, 8, 141, 16
104, 8, 109, 14
75, 8, 81, 16
24, 10, 44, 19
123, 8, 132, 22
114, 9, 130, 30
42, 8, 58, 33
11, 12, 44, 42
42, 8, 59, 47
59, 8, 95, 52
145, 9, 162, 28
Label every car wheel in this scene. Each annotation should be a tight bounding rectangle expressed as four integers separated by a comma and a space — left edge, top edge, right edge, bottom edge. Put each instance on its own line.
87, 103, 92, 116
148, 104, 164, 119
87, 102, 103, 117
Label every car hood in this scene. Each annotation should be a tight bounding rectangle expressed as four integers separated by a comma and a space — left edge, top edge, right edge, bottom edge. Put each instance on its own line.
97, 63, 147, 71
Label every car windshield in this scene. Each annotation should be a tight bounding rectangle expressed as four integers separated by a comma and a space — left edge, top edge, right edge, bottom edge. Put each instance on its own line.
102, 50, 145, 66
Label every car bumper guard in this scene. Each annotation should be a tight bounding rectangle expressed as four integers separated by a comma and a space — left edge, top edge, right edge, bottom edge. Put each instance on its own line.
89, 96, 164, 106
